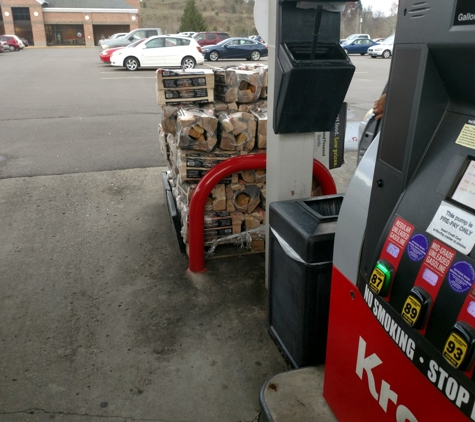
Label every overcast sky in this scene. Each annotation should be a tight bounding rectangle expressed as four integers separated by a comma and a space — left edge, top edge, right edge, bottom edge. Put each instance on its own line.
361, 0, 397, 15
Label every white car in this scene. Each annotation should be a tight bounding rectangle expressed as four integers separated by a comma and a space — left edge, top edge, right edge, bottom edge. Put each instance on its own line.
179, 32, 197, 38
110, 35, 204, 70
368, 34, 394, 59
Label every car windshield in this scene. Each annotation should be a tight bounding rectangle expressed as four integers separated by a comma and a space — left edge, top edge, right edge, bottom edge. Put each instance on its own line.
128, 39, 146, 48
216, 39, 232, 46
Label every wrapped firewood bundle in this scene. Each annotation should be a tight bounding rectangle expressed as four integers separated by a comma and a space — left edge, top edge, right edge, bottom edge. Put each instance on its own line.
214, 100, 238, 113
215, 84, 238, 103
217, 112, 256, 152
176, 109, 218, 152
214, 68, 263, 103
158, 124, 169, 161
237, 100, 267, 113
161, 105, 179, 135
232, 185, 261, 214
251, 110, 267, 149
241, 169, 266, 184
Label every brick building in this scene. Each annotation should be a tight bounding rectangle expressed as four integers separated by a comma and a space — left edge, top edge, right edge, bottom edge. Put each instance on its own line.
0, 0, 141, 47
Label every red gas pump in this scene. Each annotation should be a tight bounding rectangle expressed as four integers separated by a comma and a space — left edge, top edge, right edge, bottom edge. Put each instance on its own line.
324, 0, 475, 420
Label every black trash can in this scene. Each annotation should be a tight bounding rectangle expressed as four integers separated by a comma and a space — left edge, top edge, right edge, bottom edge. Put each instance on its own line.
268, 194, 343, 367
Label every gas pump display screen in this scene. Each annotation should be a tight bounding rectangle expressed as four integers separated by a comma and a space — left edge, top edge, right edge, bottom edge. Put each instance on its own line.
452, 160, 475, 209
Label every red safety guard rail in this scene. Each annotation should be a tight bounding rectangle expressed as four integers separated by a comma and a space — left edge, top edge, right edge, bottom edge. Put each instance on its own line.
188, 154, 337, 273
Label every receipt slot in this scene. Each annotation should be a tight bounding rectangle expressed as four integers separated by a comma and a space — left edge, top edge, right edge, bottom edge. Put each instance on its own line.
273, 0, 355, 134
323, 0, 475, 421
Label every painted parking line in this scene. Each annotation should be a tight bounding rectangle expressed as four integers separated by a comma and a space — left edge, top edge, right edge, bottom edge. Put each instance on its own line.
101, 77, 156, 79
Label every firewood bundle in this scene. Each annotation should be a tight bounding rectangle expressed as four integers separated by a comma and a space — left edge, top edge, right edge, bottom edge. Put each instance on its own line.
218, 112, 257, 152
176, 109, 218, 152
214, 67, 264, 103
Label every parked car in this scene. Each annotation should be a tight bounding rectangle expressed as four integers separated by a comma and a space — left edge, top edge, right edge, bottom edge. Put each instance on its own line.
368, 34, 394, 59
202, 37, 268, 62
101, 28, 162, 50
0, 42, 3, 53
372, 37, 385, 43
341, 38, 379, 55
340, 33, 371, 44
193, 31, 230, 47
179, 32, 196, 38
99, 38, 146, 63
20, 38, 29, 47
110, 35, 204, 70
98, 32, 127, 47
0, 35, 22, 51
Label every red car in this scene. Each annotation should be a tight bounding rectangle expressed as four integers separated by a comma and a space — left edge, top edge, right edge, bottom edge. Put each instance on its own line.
0, 35, 21, 51
99, 38, 146, 63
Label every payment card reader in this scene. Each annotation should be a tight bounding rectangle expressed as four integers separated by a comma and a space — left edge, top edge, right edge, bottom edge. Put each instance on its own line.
273, 0, 355, 134
324, 0, 475, 421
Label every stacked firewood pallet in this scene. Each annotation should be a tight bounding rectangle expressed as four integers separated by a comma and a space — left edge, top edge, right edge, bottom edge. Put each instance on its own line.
156, 66, 269, 257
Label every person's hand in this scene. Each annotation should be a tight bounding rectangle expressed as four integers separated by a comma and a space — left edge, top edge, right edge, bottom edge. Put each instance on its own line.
373, 93, 387, 121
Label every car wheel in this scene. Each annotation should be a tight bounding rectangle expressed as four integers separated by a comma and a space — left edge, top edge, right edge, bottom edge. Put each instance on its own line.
181, 56, 196, 69
360, 53, 365, 55
251, 50, 261, 61
9, 46, 15, 52
209, 51, 219, 61
371, 56, 377, 59
124, 56, 139, 71
382, 50, 391, 59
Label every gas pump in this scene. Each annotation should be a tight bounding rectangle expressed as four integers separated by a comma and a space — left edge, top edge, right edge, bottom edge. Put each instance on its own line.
324, 0, 475, 420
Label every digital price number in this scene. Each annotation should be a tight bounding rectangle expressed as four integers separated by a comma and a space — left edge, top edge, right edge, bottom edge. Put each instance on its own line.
368, 261, 392, 296
401, 295, 422, 327
443, 332, 468, 369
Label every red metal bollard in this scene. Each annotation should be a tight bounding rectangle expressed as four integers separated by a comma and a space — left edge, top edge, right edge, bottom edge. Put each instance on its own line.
187, 155, 336, 273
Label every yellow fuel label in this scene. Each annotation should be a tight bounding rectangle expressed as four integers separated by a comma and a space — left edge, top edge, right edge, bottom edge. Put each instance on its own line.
369, 267, 386, 295
401, 295, 422, 327
443, 332, 468, 369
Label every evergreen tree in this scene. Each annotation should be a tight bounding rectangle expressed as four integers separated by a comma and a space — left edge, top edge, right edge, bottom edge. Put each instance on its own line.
179, 0, 208, 32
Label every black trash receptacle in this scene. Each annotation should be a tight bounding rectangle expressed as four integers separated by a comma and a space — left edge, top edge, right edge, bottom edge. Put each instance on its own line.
268, 194, 343, 368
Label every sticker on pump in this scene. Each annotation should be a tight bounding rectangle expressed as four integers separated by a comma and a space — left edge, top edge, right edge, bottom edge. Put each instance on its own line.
448, 261, 475, 294
455, 121, 475, 150
443, 331, 469, 369
442, 321, 475, 371
401, 287, 431, 329
427, 201, 475, 254
368, 261, 393, 296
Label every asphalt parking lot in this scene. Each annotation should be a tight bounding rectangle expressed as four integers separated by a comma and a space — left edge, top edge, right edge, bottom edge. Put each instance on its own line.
0, 48, 389, 179
0, 47, 390, 421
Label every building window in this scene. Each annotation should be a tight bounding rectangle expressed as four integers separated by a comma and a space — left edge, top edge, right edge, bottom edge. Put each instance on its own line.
45, 24, 85, 46
12, 7, 33, 46
12, 7, 31, 21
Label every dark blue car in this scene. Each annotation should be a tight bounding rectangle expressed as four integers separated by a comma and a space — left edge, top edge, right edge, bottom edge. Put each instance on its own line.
202, 37, 268, 62
341, 38, 378, 55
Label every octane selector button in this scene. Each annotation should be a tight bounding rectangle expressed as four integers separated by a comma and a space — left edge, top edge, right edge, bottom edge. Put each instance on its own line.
368, 260, 393, 297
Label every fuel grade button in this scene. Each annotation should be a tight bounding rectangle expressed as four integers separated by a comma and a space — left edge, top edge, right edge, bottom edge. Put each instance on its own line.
368, 260, 393, 296
401, 287, 431, 329
443, 322, 475, 371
